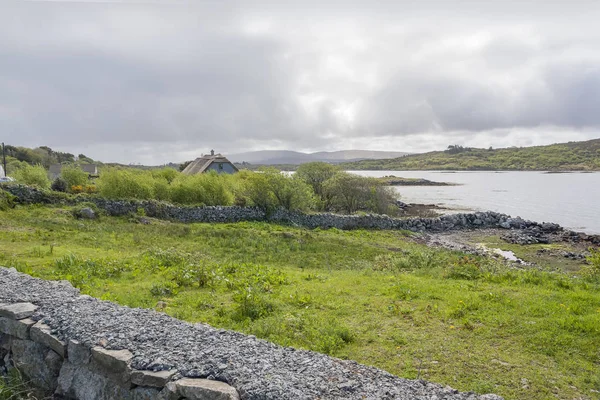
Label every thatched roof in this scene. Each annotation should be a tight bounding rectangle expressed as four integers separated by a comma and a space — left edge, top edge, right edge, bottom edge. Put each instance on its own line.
182, 153, 239, 174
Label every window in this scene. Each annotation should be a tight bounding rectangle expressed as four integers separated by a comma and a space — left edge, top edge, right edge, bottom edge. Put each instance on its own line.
219, 163, 223, 170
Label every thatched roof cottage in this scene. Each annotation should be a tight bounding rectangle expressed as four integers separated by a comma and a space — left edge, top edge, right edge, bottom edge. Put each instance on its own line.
182, 150, 239, 175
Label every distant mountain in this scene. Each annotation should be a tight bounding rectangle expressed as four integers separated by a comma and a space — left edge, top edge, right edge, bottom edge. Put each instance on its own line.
229, 150, 410, 165
340, 139, 600, 171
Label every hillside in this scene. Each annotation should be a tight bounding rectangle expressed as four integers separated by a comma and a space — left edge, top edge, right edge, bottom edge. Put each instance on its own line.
340, 139, 600, 171
229, 150, 409, 165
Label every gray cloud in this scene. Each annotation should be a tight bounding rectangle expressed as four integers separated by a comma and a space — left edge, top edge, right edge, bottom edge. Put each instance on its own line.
1, 0, 600, 163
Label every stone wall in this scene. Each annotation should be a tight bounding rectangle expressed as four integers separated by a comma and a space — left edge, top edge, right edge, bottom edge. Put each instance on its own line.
1, 268, 501, 400
3, 183, 599, 245
0, 302, 240, 400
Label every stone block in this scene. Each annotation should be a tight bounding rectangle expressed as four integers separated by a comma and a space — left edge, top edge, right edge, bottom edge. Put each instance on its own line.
0, 302, 38, 320
131, 369, 177, 388
132, 386, 161, 400
157, 382, 179, 400
11, 339, 62, 392
56, 361, 133, 400
30, 321, 67, 358
68, 339, 91, 365
174, 378, 240, 400
0, 316, 36, 339
92, 347, 133, 373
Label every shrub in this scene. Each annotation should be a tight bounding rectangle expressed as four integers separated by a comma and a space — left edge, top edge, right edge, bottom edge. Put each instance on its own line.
152, 167, 179, 184
323, 172, 375, 214
0, 190, 16, 211
96, 168, 154, 199
11, 164, 50, 189
51, 177, 68, 192
296, 162, 339, 209
61, 165, 89, 191
237, 171, 277, 210
263, 168, 315, 211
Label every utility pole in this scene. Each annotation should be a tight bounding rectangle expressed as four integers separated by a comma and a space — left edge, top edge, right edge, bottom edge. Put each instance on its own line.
1, 142, 6, 177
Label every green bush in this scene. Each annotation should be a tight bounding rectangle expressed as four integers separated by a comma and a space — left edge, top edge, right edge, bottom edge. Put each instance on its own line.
0, 190, 16, 211
51, 177, 68, 192
61, 165, 89, 191
11, 164, 50, 189
96, 168, 154, 199
263, 168, 315, 211
296, 162, 339, 209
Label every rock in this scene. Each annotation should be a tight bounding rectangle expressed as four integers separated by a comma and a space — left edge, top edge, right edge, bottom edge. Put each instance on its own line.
132, 387, 161, 400
157, 382, 180, 400
79, 207, 96, 219
0, 302, 38, 319
90, 347, 134, 386
30, 321, 67, 358
56, 361, 133, 400
11, 339, 62, 392
0, 316, 36, 339
68, 339, 91, 365
131, 369, 177, 388
174, 378, 240, 400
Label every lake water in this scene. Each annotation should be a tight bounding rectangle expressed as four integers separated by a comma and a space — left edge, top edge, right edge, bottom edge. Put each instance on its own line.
350, 171, 600, 234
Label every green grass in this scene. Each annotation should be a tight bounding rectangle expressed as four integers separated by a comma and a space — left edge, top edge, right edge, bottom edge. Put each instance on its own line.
1, 205, 599, 399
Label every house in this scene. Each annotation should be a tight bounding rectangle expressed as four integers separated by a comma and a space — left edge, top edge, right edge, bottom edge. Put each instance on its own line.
182, 150, 239, 175
49, 164, 98, 179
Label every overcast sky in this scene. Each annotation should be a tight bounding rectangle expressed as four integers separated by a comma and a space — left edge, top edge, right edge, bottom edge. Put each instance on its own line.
2, 0, 600, 164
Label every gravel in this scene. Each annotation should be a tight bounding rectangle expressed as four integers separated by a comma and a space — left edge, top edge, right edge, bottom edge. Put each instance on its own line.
0, 267, 502, 400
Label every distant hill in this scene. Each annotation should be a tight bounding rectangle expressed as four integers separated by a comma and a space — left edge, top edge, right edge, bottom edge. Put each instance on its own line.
340, 139, 600, 171
229, 150, 410, 165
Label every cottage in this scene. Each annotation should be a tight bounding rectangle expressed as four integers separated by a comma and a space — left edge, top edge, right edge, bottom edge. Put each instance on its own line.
182, 150, 239, 175
49, 164, 98, 179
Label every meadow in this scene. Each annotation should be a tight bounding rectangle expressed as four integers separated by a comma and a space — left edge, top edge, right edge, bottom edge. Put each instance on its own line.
1, 205, 599, 399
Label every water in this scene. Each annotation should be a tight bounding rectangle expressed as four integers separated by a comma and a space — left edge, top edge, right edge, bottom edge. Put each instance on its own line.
350, 171, 600, 234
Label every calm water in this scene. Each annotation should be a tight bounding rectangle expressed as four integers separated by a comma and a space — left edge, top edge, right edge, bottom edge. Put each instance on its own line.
350, 171, 600, 234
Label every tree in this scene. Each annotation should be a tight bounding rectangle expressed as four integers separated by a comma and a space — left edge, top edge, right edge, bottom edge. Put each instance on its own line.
323, 173, 371, 214
262, 168, 315, 211
295, 162, 339, 210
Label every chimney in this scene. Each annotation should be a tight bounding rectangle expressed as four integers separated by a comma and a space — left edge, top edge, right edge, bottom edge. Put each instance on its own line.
211, 149, 215, 156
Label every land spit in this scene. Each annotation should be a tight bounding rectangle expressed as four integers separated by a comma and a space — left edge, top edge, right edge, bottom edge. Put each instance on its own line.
0, 267, 502, 400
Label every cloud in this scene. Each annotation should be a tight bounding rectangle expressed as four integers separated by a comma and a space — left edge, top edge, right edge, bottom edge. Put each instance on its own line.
1, 0, 599, 163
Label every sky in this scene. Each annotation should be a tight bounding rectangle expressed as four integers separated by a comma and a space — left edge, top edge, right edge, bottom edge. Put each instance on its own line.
1, 0, 600, 164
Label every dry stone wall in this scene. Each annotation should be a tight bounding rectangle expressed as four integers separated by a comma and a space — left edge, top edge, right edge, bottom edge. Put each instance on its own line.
0, 304, 240, 400
0, 268, 503, 400
0, 183, 572, 234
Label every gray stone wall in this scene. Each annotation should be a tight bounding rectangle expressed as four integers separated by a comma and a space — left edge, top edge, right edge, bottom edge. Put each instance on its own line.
4, 183, 599, 246
0, 267, 501, 400
0, 301, 240, 400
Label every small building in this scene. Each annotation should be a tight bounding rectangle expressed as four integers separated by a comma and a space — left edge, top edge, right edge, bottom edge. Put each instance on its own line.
182, 150, 239, 175
49, 164, 98, 179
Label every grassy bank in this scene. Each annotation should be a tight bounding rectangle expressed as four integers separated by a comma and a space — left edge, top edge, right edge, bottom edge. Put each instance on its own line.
1, 205, 599, 399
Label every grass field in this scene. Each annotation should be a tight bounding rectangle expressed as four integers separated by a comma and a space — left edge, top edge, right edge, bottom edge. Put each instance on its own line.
1, 205, 599, 399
